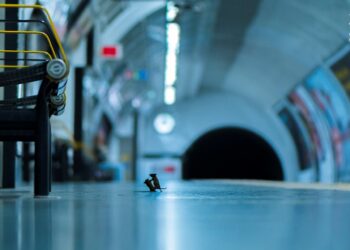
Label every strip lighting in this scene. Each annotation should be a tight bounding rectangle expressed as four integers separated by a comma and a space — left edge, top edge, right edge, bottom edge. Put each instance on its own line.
164, 2, 180, 105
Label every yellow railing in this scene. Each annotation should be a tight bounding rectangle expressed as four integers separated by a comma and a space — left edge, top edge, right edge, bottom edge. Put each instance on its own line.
0, 30, 57, 58
0, 49, 53, 60
51, 119, 96, 160
0, 4, 68, 68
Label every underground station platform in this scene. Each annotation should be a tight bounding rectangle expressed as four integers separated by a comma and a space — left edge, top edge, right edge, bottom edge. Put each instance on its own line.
1, 180, 350, 250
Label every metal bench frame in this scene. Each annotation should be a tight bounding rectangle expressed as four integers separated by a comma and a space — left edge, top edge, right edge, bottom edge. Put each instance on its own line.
0, 4, 69, 196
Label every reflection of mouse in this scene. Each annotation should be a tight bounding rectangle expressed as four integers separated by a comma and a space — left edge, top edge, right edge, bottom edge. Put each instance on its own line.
144, 179, 156, 192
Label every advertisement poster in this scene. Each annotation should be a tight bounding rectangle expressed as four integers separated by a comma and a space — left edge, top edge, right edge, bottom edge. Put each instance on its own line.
305, 68, 350, 171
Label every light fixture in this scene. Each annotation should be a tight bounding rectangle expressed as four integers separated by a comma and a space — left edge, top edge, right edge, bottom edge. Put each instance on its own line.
154, 113, 176, 134
164, 2, 181, 105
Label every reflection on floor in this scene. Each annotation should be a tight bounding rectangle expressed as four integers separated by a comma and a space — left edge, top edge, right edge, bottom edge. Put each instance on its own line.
1, 181, 350, 250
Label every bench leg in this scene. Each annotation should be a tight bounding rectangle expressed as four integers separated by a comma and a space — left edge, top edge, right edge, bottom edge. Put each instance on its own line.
48, 123, 52, 193
22, 142, 31, 182
34, 107, 50, 196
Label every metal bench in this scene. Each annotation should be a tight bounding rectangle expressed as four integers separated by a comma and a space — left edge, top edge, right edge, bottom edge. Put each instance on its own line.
0, 4, 69, 196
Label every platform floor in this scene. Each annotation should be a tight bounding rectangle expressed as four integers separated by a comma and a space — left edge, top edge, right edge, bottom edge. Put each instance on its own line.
1, 180, 350, 250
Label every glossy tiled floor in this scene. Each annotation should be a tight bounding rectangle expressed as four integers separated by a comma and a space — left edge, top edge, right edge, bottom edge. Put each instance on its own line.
1, 181, 350, 250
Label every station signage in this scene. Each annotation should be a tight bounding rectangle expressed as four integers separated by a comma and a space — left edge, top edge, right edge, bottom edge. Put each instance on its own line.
100, 45, 123, 60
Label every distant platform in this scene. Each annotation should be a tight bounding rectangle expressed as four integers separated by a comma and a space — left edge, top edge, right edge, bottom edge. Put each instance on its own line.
1, 180, 350, 250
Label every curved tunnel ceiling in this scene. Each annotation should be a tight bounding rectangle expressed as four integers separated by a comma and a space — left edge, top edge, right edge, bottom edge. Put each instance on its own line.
96, 0, 350, 109
222, 0, 349, 107
198, 0, 261, 91
173, 0, 350, 106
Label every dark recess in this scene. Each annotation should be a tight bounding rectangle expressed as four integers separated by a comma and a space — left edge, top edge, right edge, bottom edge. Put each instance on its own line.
182, 127, 283, 180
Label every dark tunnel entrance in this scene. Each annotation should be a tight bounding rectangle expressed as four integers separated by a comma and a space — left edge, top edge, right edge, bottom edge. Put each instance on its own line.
182, 128, 284, 180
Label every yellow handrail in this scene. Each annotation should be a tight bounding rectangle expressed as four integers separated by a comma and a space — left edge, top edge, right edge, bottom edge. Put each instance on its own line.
0, 49, 53, 60
0, 4, 68, 65
0, 65, 27, 69
51, 119, 96, 159
0, 30, 57, 58
0, 49, 52, 68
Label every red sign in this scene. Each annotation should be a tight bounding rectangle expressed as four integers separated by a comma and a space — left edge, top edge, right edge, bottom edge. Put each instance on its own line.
101, 45, 123, 59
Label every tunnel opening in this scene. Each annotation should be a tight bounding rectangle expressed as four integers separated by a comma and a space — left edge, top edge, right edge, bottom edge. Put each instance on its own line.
182, 127, 284, 180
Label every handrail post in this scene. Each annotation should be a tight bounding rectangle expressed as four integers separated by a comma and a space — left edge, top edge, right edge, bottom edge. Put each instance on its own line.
2, 0, 18, 189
